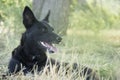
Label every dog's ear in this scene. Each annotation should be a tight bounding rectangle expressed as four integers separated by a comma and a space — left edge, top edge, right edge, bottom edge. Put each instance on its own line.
43, 10, 50, 22
23, 6, 36, 29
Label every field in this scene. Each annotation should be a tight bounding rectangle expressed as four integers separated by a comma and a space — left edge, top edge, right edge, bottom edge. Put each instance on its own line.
0, 0, 120, 80
0, 29, 120, 80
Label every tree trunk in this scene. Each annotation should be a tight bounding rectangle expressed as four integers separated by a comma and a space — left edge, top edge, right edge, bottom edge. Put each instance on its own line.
78, 0, 87, 5
33, 0, 71, 35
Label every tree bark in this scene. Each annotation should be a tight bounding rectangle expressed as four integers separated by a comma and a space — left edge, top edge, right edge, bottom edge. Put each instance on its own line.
78, 0, 87, 5
33, 0, 71, 35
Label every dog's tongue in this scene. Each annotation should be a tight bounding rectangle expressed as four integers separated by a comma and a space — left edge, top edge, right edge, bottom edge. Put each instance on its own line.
40, 42, 57, 53
45, 42, 57, 53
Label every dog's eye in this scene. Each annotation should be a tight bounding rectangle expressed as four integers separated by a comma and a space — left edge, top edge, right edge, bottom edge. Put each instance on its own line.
42, 28, 47, 32
51, 27, 54, 31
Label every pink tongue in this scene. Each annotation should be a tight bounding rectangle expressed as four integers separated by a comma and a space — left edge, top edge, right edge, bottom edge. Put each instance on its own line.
45, 43, 57, 52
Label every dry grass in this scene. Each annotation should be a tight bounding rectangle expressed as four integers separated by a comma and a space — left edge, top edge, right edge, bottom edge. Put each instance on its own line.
0, 30, 120, 80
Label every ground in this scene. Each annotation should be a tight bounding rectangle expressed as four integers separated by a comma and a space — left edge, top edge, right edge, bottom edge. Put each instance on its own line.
0, 29, 120, 80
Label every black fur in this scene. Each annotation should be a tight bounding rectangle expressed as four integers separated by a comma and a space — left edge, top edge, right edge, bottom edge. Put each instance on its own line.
8, 6, 99, 80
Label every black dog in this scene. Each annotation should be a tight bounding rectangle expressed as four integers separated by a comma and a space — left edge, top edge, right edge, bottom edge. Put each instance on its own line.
8, 6, 99, 80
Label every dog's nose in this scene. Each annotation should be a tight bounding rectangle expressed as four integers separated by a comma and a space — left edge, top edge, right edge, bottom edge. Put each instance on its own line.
56, 37, 62, 42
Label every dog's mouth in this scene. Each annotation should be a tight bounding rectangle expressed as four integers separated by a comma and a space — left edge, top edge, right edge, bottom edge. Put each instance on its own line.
40, 41, 57, 53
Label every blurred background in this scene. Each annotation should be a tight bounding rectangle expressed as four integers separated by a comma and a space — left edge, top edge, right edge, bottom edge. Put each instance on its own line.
0, 0, 120, 80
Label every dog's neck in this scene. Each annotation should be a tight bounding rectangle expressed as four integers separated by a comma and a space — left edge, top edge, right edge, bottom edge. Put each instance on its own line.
19, 32, 48, 65
18, 45, 47, 64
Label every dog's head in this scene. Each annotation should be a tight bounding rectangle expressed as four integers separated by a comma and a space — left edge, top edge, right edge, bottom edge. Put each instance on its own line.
22, 6, 62, 55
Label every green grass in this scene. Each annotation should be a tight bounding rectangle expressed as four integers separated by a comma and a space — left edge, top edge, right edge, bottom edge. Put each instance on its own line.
51, 31, 120, 80
0, 30, 120, 80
